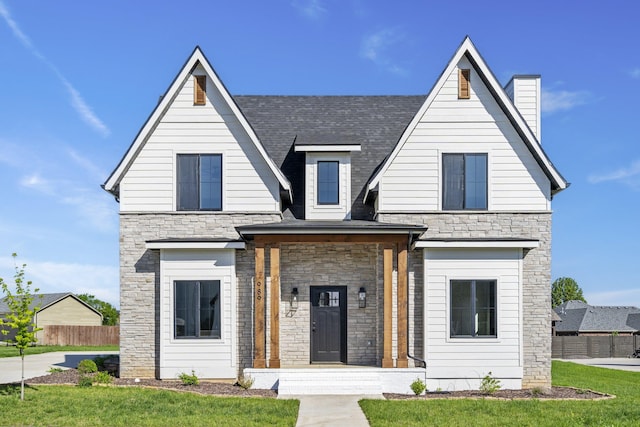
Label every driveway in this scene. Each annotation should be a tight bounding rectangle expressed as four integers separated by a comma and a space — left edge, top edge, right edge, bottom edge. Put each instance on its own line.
559, 358, 640, 372
0, 351, 118, 384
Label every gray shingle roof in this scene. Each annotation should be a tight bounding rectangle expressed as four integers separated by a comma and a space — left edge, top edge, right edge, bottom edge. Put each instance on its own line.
554, 300, 640, 333
234, 96, 426, 220
0, 292, 72, 314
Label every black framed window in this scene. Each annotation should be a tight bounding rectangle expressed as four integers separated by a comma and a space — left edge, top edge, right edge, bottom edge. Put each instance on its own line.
177, 154, 222, 210
174, 280, 221, 339
450, 279, 496, 338
443, 153, 487, 210
317, 161, 339, 205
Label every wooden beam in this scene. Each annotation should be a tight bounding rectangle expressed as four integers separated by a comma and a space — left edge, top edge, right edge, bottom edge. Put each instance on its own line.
397, 242, 409, 368
253, 243, 266, 368
382, 245, 394, 368
269, 245, 281, 368
255, 234, 406, 245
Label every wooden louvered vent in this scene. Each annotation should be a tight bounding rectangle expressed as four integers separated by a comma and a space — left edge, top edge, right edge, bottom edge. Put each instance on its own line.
194, 75, 206, 105
458, 69, 470, 99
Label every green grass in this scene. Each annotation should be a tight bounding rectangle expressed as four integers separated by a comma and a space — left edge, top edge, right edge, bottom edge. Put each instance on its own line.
360, 361, 640, 426
0, 384, 299, 427
0, 345, 118, 358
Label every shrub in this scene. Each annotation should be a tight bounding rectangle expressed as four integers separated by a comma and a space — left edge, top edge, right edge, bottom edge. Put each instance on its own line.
77, 359, 98, 374
94, 371, 113, 384
236, 374, 255, 390
410, 377, 426, 395
77, 375, 93, 387
48, 367, 63, 373
479, 372, 501, 395
179, 370, 199, 386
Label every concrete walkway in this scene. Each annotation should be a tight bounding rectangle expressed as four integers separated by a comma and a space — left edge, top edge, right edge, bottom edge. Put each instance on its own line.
559, 357, 640, 372
0, 351, 118, 384
287, 394, 383, 427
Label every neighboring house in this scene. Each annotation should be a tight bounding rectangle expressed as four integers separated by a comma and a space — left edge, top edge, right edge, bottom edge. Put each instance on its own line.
0, 293, 103, 344
103, 37, 567, 393
554, 300, 640, 336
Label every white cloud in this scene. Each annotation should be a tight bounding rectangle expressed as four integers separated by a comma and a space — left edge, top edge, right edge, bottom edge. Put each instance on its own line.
0, 255, 119, 307
20, 173, 54, 195
0, 1, 109, 137
67, 148, 107, 181
541, 87, 590, 114
291, 0, 326, 19
629, 68, 640, 79
588, 159, 640, 190
360, 28, 408, 76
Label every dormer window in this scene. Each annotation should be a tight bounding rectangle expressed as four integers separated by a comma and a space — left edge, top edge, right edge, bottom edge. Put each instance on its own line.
294, 138, 361, 220
317, 161, 339, 205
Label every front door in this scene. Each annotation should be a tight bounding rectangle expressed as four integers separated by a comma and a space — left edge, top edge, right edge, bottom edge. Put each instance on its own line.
311, 286, 347, 363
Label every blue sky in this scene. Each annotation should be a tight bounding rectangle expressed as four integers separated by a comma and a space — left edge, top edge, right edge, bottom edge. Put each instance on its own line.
0, 0, 638, 309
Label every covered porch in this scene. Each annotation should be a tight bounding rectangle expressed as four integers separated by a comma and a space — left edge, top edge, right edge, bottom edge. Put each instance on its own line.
236, 220, 426, 376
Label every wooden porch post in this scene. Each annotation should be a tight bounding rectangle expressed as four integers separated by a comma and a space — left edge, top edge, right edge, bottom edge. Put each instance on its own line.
269, 245, 281, 368
396, 241, 409, 368
253, 242, 266, 368
382, 245, 394, 368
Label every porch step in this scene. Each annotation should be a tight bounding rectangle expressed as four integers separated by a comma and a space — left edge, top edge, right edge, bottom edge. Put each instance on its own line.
277, 369, 383, 395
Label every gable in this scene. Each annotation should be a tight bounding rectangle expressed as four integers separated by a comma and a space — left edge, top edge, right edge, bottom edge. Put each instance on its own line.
103, 47, 291, 210
366, 37, 568, 207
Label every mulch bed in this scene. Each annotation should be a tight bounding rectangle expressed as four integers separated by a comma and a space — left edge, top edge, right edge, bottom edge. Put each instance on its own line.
26, 369, 277, 398
25, 369, 612, 400
385, 387, 612, 400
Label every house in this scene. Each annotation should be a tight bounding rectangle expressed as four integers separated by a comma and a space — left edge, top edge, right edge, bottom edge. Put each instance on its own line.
554, 300, 640, 336
0, 293, 103, 344
103, 37, 567, 393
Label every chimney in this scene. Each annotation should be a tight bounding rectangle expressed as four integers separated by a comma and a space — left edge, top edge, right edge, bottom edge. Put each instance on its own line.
504, 75, 541, 142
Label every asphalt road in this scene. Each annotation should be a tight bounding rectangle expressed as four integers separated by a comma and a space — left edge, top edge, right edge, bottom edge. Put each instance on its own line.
0, 351, 118, 384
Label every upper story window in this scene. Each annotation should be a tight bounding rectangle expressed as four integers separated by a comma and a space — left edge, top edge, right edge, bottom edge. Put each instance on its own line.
177, 154, 222, 211
443, 153, 487, 210
174, 280, 221, 339
317, 161, 339, 205
450, 279, 496, 338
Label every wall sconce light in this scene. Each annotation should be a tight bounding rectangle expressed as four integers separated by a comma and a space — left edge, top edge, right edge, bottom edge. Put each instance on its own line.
358, 287, 366, 308
290, 287, 299, 310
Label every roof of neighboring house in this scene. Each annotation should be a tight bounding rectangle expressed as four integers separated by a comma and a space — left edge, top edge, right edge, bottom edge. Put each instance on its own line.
554, 300, 640, 333
0, 293, 102, 319
234, 95, 425, 220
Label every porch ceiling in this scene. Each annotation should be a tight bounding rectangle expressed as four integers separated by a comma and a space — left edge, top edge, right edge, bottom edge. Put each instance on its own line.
236, 219, 427, 244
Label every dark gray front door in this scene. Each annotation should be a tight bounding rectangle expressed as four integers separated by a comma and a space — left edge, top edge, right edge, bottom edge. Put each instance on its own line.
311, 286, 347, 363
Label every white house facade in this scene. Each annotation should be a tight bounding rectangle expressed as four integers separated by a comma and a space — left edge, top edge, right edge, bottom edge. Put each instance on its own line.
103, 37, 567, 394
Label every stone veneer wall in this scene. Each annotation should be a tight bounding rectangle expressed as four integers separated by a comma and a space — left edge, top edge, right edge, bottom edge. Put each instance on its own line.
378, 212, 552, 388
119, 212, 280, 379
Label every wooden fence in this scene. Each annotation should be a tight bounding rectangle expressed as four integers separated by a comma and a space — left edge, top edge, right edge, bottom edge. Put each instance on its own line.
552, 335, 639, 359
42, 325, 119, 346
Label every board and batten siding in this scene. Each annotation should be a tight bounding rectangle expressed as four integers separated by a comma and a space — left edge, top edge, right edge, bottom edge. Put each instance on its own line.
424, 248, 523, 390
119, 64, 280, 212
378, 57, 550, 213
159, 249, 236, 379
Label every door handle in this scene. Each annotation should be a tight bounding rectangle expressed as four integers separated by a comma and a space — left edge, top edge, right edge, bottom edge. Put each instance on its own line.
312, 321, 316, 332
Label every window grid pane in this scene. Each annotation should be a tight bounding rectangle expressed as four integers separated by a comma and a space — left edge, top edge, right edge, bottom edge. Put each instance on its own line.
450, 279, 496, 338
200, 154, 222, 210
443, 153, 487, 210
177, 155, 199, 210
175, 280, 221, 339
317, 161, 339, 205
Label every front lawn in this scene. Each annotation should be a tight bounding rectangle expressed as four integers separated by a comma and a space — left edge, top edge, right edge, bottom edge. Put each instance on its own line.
0, 345, 118, 358
0, 384, 298, 427
360, 361, 640, 426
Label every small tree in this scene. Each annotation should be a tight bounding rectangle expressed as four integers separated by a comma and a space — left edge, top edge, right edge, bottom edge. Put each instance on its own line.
0, 254, 42, 400
551, 277, 586, 308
